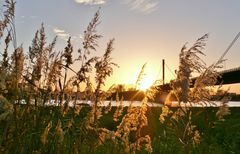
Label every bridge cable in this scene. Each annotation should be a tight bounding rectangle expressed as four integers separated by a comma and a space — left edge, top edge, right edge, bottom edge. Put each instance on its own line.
154, 63, 163, 84
165, 63, 177, 79
217, 32, 240, 64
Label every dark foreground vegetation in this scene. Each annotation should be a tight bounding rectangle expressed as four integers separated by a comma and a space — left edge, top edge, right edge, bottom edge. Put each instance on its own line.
1, 105, 240, 153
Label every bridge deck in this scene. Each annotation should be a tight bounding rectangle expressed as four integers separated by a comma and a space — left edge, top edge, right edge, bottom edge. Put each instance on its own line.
157, 67, 240, 91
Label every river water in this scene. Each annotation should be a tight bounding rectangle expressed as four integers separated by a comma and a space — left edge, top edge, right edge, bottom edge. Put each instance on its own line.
41, 100, 240, 107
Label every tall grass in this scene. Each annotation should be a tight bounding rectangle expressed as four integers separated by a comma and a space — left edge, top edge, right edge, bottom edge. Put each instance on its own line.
0, 1, 236, 154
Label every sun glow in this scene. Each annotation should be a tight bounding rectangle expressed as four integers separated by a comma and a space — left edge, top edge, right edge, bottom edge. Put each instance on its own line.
139, 75, 155, 91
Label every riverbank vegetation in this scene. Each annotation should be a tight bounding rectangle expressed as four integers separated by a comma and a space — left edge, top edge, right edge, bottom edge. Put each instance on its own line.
0, 1, 238, 153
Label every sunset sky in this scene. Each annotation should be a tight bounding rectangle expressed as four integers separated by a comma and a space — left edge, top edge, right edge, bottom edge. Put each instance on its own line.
4, 0, 240, 92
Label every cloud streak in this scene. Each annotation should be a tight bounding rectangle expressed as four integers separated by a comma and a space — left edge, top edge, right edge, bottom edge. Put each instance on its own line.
53, 27, 70, 41
53, 27, 65, 34
74, 0, 106, 5
53, 27, 83, 42
125, 0, 159, 14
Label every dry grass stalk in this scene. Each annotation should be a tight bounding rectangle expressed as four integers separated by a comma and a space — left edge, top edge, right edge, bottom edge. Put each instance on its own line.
113, 93, 124, 121
160, 34, 231, 153
104, 100, 112, 114
115, 97, 150, 153
216, 96, 231, 120
135, 63, 147, 90
40, 121, 52, 145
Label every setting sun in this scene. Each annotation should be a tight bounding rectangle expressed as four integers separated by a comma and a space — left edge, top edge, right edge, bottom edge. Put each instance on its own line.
139, 76, 155, 91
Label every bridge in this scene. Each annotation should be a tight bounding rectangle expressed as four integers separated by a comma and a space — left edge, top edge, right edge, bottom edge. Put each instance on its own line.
107, 67, 240, 102
156, 32, 240, 91
109, 33, 240, 102
156, 67, 240, 91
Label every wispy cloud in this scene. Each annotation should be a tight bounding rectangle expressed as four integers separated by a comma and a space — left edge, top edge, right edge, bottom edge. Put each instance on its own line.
74, 0, 106, 5
72, 34, 83, 40
53, 27, 69, 41
53, 27, 83, 42
125, 0, 159, 14
57, 33, 70, 38
53, 27, 65, 34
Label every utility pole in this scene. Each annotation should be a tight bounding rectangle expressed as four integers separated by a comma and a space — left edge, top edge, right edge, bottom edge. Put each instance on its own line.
162, 59, 165, 85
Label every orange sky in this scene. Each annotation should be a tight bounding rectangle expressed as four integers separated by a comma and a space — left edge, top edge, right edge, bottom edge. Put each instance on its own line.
9, 0, 240, 92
